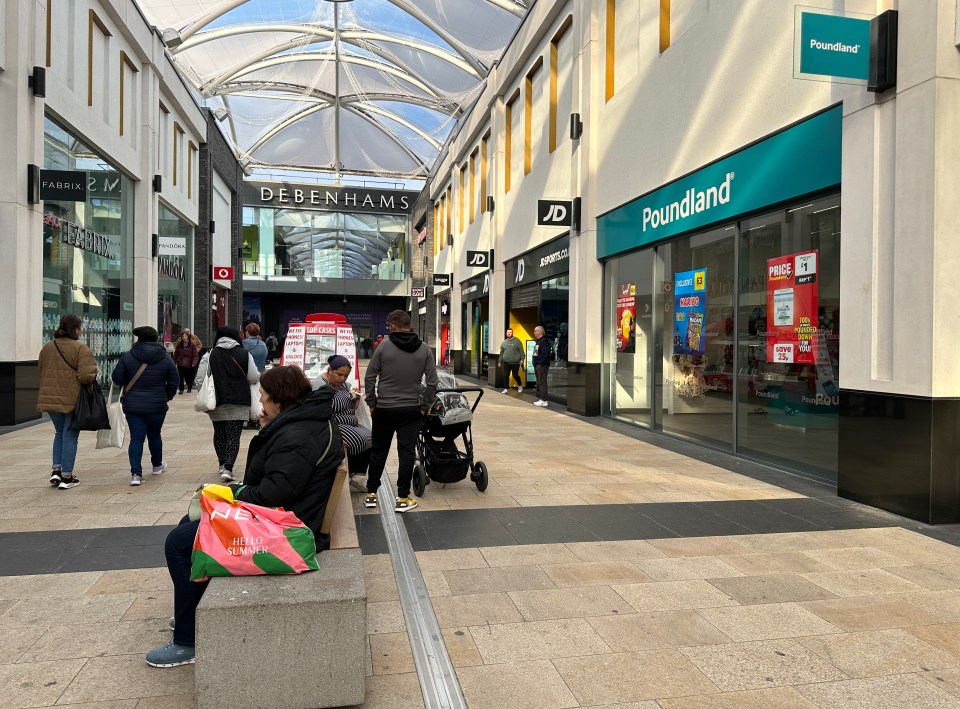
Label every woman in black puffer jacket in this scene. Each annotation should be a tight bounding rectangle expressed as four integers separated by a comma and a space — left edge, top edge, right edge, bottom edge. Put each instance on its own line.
112, 326, 179, 487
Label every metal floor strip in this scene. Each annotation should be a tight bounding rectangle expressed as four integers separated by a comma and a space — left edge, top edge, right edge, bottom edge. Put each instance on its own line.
377, 477, 468, 709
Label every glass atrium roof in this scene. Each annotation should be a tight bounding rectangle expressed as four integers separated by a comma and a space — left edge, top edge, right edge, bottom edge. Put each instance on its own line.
137, 0, 531, 181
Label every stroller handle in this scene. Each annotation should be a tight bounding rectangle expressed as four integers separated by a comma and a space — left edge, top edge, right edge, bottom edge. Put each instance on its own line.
436, 386, 484, 413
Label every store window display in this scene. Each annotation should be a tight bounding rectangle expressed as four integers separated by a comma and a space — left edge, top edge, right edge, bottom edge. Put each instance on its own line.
42, 117, 135, 386
157, 204, 194, 344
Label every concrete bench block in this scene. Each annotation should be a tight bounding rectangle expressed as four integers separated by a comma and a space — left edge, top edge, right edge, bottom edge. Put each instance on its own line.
195, 548, 367, 709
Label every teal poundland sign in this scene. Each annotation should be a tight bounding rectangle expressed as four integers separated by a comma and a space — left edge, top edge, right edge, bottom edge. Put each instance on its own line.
799, 12, 870, 80
597, 106, 841, 260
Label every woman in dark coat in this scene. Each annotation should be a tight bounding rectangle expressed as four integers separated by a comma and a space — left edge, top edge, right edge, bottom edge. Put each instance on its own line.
146, 365, 343, 669
113, 326, 179, 487
172, 332, 199, 394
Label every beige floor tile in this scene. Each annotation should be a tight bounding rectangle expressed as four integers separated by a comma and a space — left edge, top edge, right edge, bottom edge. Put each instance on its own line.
120, 591, 172, 621
799, 628, 960, 677
363, 553, 395, 576
508, 586, 635, 621
365, 573, 400, 603
880, 543, 960, 566
801, 595, 943, 631
658, 686, 817, 709
456, 659, 578, 709
57, 654, 194, 704
56, 700, 140, 709
0, 624, 47, 662
85, 569, 170, 596
566, 540, 668, 562
421, 570, 452, 598
0, 658, 86, 707
612, 580, 738, 613
468, 617, 610, 663
479, 543, 579, 567
66, 513, 165, 529
541, 561, 652, 587
2, 593, 138, 628
680, 639, 847, 692
0, 571, 103, 599
431, 592, 523, 628
796, 672, 960, 708
720, 552, 834, 575
442, 628, 484, 667
357, 671, 425, 709
366, 601, 406, 635
904, 591, 960, 622
708, 574, 837, 605
921, 667, 960, 698
136, 695, 195, 708
19, 620, 166, 662
514, 494, 587, 506
587, 610, 731, 652
810, 527, 937, 548
369, 632, 415, 675
890, 565, 960, 591
647, 536, 751, 558
443, 565, 555, 595
802, 568, 926, 597
579, 702, 662, 709
728, 532, 828, 553
801, 546, 916, 570
911, 624, 960, 659
414, 548, 488, 572
635, 557, 745, 582
698, 602, 842, 642
552, 650, 719, 705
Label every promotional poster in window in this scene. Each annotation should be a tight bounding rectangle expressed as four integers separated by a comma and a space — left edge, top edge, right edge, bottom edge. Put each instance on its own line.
766, 251, 819, 364
673, 269, 707, 356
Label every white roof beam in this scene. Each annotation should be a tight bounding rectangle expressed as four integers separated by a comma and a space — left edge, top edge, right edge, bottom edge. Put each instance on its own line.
214, 82, 458, 115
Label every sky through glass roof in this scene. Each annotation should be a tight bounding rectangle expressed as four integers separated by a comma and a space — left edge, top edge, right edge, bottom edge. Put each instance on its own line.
137, 0, 531, 183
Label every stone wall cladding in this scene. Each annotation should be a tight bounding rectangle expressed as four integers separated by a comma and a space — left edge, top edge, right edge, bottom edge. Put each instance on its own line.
411, 185, 436, 350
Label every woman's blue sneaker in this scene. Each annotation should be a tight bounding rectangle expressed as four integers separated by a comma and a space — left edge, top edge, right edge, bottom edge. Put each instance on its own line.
146, 641, 195, 667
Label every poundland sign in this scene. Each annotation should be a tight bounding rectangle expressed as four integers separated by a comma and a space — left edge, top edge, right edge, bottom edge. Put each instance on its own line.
799, 12, 870, 80
597, 106, 841, 259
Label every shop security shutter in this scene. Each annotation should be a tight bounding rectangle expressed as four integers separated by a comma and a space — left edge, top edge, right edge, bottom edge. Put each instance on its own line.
509, 284, 539, 309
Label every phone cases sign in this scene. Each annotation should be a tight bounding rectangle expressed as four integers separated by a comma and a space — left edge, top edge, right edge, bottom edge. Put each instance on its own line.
766, 251, 818, 364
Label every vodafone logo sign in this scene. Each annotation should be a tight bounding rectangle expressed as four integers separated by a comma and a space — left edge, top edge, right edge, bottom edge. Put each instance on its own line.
212, 266, 234, 281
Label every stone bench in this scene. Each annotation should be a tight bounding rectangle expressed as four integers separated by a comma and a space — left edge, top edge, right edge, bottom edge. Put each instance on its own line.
195, 455, 366, 709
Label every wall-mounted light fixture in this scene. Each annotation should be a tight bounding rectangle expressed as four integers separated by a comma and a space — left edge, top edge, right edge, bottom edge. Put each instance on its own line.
152, 175, 162, 193
486, 195, 495, 213
152, 234, 159, 258
28, 67, 46, 98
447, 234, 453, 247
209, 220, 216, 234
569, 113, 583, 140
27, 164, 40, 204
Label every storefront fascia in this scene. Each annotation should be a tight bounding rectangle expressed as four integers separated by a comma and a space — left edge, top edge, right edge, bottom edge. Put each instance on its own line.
596, 105, 842, 481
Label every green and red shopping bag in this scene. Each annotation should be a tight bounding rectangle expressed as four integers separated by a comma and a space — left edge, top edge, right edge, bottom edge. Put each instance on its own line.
190, 485, 319, 582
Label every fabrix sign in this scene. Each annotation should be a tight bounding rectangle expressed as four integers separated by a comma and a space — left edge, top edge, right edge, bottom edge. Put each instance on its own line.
40, 170, 87, 202
243, 181, 417, 214
505, 234, 570, 289
798, 11, 870, 81
61, 222, 118, 259
597, 106, 841, 259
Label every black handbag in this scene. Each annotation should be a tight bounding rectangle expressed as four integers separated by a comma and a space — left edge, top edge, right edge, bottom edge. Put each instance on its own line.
53, 341, 110, 431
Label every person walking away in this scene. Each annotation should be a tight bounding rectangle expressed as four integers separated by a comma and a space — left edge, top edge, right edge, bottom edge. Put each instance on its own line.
317, 355, 372, 492
364, 310, 438, 513
184, 329, 202, 388
532, 325, 551, 407
243, 323, 268, 429
265, 331, 279, 362
498, 328, 525, 394
113, 326, 179, 486
146, 365, 343, 668
37, 314, 98, 490
172, 332, 199, 394
195, 327, 260, 481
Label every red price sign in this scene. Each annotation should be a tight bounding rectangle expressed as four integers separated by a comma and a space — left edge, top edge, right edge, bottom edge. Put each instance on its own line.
212, 266, 234, 281
773, 343, 794, 363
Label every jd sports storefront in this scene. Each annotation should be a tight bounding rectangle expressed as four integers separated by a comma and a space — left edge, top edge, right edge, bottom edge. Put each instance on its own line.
459, 271, 490, 378
598, 107, 842, 482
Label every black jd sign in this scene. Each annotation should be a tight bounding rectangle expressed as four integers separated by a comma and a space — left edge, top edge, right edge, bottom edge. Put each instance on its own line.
466, 250, 489, 268
537, 199, 572, 226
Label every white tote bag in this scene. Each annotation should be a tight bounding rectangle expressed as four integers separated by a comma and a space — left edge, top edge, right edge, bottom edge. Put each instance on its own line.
249, 382, 263, 420
194, 372, 217, 412
96, 382, 126, 449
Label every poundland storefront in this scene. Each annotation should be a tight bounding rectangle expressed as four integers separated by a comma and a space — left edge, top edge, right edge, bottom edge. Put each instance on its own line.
598, 106, 842, 482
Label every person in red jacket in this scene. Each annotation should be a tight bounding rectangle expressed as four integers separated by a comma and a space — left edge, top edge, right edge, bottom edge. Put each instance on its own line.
172, 331, 199, 394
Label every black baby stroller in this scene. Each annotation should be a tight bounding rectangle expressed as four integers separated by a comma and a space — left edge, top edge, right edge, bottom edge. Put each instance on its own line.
412, 372, 488, 496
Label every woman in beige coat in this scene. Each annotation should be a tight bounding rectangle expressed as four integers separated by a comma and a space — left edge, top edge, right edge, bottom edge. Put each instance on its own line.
37, 314, 98, 489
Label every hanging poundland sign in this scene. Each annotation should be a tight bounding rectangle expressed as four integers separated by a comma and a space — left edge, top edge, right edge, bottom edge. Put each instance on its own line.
798, 11, 870, 81
505, 234, 570, 289
597, 106, 841, 259
243, 181, 417, 214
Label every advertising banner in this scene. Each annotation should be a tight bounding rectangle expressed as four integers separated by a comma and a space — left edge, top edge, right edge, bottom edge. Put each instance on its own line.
281, 322, 360, 391
766, 250, 819, 364
616, 283, 637, 353
673, 269, 707, 356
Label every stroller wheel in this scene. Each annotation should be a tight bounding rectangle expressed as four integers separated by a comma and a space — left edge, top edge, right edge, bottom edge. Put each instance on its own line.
413, 463, 427, 497
473, 461, 489, 492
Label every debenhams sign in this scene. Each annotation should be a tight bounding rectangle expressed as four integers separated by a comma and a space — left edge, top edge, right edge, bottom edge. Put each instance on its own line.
243, 181, 417, 214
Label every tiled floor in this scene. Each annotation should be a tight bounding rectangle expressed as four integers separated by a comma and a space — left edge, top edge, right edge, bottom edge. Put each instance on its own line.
3, 384, 960, 706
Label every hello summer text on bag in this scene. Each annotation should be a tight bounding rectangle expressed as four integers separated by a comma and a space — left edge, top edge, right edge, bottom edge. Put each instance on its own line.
190, 485, 319, 582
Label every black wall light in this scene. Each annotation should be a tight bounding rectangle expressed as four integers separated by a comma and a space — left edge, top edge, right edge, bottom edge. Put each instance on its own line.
868, 10, 898, 93
152, 234, 159, 258
28, 66, 46, 98
486, 195, 495, 213
570, 113, 583, 140
27, 164, 40, 204
447, 234, 453, 247
152, 175, 162, 193
571, 197, 582, 233
209, 220, 216, 234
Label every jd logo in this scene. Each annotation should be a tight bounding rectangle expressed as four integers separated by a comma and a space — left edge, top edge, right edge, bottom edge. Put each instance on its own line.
537, 199, 573, 226
515, 259, 525, 283
466, 250, 489, 268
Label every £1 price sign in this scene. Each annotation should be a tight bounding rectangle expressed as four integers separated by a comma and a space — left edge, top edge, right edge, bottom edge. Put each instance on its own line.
766, 251, 818, 365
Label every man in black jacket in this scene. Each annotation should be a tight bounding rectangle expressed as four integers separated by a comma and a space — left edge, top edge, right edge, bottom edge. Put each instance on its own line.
532, 325, 551, 407
364, 310, 438, 513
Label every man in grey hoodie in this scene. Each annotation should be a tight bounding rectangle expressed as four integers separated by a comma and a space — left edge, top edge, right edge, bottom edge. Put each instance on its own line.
364, 310, 439, 512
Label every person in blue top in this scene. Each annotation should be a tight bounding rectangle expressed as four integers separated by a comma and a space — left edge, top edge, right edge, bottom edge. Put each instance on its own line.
112, 326, 179, 486
243, 323, 268, 429
532, 325, 551, 408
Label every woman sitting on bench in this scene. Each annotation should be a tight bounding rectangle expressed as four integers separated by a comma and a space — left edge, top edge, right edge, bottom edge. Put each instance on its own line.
146, 365, 344, 668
